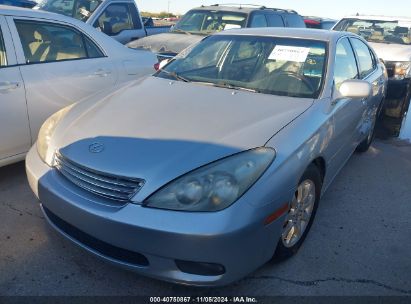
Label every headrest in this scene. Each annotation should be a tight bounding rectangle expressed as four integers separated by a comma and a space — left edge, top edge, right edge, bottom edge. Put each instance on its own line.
33, 28, 50, 42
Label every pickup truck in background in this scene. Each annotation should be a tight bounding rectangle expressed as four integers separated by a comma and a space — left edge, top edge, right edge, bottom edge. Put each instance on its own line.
34, 0, 171, 44
333, 15, 411, 118
127, 4, 306, 61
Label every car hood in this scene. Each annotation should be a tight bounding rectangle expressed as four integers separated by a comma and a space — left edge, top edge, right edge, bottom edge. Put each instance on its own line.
368, 42, 411, 62
127, 32, 205, 55
53, 77, 313, 201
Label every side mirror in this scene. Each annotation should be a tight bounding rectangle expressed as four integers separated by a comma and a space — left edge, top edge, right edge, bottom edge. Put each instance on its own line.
334, 80, 371, 102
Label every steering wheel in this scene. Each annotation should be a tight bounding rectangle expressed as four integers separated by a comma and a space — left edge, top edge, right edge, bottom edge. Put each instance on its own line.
272, 71, 315, 93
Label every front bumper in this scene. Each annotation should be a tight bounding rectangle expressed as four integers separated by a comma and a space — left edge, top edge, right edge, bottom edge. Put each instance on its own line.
26, 146, 289, 286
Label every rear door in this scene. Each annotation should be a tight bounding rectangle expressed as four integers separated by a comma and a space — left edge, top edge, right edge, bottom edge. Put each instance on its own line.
0, 16, 31, 160
6, 16, 117, 142
91, 2, 145, 44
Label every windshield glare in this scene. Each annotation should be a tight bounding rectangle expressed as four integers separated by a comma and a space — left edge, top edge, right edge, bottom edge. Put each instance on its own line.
173, 10, 247, 34
36, 0, 102, 21
335, 19, 411, 45
157, 35, 327, 99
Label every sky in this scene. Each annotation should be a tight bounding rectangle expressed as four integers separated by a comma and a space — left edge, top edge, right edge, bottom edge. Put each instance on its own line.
136, 0, 411, 19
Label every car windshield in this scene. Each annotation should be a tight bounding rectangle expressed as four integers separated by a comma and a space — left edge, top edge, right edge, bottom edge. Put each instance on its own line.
172, 10, 247, 34
334, 19, 411, 45
156, 35, 327, 99
35, 0, 102, 21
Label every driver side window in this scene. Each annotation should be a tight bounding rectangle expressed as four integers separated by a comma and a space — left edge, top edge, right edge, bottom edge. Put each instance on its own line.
94, 3, 140, 36
334, 38, 359, 88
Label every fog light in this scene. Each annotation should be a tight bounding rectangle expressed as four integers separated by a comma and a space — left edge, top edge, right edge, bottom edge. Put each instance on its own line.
175, 260, 226, 276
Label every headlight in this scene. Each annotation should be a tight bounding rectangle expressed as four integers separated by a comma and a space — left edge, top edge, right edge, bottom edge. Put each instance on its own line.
37, 106, 72, 164
144, 147, 276, 211
393, 61, 411, 80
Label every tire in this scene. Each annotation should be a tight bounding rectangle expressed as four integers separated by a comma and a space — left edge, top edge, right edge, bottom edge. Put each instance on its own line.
273, 164, 322, 261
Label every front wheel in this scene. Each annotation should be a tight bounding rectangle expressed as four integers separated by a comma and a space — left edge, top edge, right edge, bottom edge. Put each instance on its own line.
273, 164, 322, 261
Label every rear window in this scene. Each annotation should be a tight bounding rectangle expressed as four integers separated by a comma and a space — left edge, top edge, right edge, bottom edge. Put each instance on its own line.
267, 14, 285, 27
334, 18, 411, 45
36, 0, 102, 21
285, 14, 306, 28
173, 10, 247, 34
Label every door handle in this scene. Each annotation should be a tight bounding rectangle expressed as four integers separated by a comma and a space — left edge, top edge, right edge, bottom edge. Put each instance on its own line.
91, 69, 111, 77
0, 82, 20, 92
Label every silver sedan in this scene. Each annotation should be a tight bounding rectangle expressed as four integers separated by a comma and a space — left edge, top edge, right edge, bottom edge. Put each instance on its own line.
26, 28, 387, 286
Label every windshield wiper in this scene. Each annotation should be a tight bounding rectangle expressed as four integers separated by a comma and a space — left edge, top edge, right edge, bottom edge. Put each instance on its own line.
190, 80, 259, 93
160, 70, 190, 82
215, 82, 260, 93
172, 29, 192, 35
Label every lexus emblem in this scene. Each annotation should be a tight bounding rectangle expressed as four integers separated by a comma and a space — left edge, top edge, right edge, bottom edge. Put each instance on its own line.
89, 142, 105, 153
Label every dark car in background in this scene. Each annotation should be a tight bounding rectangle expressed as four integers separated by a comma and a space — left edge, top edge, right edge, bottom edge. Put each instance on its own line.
304, 16, 336, 30
127, 4, 306, 61
0, 0, 36, 8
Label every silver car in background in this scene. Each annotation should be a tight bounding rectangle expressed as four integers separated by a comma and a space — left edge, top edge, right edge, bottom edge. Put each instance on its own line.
0, 6, 156, 167
26, 28, 387, 286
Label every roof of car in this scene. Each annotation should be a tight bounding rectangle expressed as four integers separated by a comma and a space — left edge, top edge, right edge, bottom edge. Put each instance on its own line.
0, 5, 64, 19
342, 15, 411, 22
193, 5, 299, 15
0, 5, 88, 26
304, 16, 337, 22
215, 27, 348, 42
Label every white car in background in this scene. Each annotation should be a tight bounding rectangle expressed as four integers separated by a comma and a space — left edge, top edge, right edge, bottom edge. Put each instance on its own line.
0, 5, 156, 167
333, 15, 411, 117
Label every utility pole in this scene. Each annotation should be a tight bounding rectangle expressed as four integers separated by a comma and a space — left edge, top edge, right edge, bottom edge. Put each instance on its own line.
168, 0, 170, 14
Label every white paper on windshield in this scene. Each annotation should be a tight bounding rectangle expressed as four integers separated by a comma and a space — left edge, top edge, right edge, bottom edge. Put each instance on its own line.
224, 24, 241, 30
268, 45, 310, 62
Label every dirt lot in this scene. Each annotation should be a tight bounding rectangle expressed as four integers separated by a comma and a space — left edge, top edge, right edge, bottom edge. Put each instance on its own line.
0, 139, 410, 296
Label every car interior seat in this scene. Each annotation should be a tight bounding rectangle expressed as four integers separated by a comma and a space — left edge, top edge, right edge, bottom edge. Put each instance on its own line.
346, 26, 359, 34
54, 33, 86, 61
370, 28, 384, 41
27, 27, 52, 63
111, 9, 131, 34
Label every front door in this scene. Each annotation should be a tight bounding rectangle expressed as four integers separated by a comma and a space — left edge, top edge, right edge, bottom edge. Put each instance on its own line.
0, 16, 31, 161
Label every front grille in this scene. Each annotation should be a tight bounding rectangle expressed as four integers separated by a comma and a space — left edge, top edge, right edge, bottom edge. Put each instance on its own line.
54, 152, 144, 202
43, 206, 149, 267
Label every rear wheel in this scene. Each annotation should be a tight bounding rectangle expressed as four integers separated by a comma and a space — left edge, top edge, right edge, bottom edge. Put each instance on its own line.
273, 164, 322, 261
